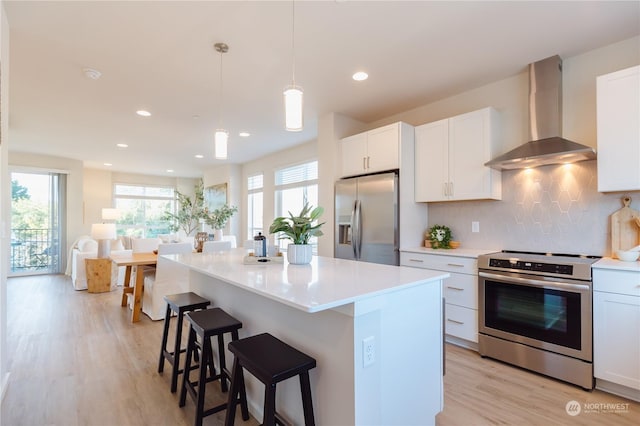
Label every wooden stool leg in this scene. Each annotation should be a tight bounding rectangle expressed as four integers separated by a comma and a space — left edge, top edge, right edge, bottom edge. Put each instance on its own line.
158, 304, 172, 373
224, 357, 241, 426
179, 328, 196, 408
170, 310, 185, 393
299, 372, 315, 426
231, 330, 250, 422
195, 337, 210, 426
217, 334, 228, 392
263, 383, 277, 426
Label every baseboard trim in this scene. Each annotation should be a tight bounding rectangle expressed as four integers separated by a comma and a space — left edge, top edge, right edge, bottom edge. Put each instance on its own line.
596, 379, 640, 402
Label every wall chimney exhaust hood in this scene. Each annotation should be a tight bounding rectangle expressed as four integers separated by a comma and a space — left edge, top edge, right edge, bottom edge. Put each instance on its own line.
485, 55, 596, 170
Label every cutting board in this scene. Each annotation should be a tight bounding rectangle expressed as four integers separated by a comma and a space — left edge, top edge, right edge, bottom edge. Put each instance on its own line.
611, 196, 640, 257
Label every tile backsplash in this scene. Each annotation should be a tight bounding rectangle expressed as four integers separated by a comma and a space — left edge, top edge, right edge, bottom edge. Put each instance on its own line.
426, 160, 640, 256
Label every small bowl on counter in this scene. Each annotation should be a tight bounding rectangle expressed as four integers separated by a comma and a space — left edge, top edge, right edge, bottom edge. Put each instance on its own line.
449, 241, 461, 249
616, 250, 640, 262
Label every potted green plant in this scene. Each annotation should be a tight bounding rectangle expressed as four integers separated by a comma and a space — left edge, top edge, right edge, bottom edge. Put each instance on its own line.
427, 224, 452, 249
163, 180, 206, 236
269, 202, 325, 264
204, 204, 238, 240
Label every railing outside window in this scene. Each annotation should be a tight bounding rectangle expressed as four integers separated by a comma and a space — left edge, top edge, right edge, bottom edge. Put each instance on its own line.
10, 227, 58, 274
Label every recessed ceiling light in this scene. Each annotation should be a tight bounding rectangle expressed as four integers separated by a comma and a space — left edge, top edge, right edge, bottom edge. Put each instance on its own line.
195, 154, 204, 159
116, 143, 128, 148
136, 110, 151, 117
83, 68, 102, 80
166, 169, 174, 173
352, 71, 368, 81
239, 132, 251, 137
103, 163, 112, 166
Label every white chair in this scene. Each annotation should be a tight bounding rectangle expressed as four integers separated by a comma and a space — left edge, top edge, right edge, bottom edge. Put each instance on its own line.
202, 240, 232, 253
221, 235, 237, 248
157, 242, 193, 255
69, 238, 130, 290
131, 237, 162, 253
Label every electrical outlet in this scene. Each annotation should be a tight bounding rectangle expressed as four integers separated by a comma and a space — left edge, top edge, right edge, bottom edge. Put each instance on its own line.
472, 221, 480, 233
363, 336, 375, 367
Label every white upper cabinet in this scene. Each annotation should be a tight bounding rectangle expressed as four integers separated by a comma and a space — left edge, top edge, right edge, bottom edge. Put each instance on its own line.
340, 123, 400, 177
597, 65, 640, 192
415, 107, 502, 202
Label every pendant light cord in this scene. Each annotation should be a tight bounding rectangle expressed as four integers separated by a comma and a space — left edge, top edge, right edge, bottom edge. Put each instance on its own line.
291, 0, 296, 86
219, 48, 224, 128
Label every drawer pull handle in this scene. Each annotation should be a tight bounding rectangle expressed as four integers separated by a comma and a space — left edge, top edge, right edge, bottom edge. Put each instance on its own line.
446, 286, 464, 291
447, 263, 465, 267
447, 318, 464, 325
409, 259, 424, 263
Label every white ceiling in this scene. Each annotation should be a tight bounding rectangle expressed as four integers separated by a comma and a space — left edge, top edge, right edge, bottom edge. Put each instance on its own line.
5, 1, 639, 178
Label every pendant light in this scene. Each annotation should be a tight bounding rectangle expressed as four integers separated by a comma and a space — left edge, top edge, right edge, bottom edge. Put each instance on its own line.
214, 42, 229, 159
284, 0, 303, 132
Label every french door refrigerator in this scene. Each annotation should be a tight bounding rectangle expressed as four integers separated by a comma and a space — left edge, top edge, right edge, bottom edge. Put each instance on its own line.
334, 171, 399, 266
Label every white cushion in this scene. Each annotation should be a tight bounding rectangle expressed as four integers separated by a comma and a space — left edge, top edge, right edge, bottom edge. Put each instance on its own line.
202, 240, 232, 253
131, 237, 162, 253
111, 239, 125, 251
78, 239, 98, 253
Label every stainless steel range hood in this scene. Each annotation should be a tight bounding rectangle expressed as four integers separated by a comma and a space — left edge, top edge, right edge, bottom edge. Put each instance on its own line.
485, 55, 596, 170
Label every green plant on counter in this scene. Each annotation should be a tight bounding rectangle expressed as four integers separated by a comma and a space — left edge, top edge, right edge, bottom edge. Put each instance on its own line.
269, 202, 325, 245
204, 204, 238, 230
427, 224, 452, 249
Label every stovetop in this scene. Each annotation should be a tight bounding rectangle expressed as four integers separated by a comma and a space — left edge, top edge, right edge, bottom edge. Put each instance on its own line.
478, 250, 601, 281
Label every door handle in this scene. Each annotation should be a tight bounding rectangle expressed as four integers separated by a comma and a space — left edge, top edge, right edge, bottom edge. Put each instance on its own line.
363, 157, 366, 170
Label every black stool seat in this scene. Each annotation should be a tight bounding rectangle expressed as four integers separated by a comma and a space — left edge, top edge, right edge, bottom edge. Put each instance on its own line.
158, 292, 211, 393
180, 308, 249, 426
226, 333, 317, 426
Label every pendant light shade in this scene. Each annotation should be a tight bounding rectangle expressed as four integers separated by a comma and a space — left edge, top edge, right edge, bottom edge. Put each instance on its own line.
284, 85, 303, 131
285, 0, 303, 132
214, 42, 229, 160
215, 129, 228, 159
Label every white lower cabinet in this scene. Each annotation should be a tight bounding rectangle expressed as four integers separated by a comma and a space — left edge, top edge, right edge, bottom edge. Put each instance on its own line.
593, 267, 640, 400
401, 251, 479, 348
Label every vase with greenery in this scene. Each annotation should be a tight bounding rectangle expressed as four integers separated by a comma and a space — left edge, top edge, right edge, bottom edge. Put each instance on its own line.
163, 180, 206, 236
427, 224, 452, 249
204, 204, 238, 240
269, 202, 324, 264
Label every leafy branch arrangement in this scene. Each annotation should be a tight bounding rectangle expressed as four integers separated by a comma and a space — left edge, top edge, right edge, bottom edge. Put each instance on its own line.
163, 180, 207, 236
203, 204, 238, 230
269, 202, 325, 245
427, 224, 452, 249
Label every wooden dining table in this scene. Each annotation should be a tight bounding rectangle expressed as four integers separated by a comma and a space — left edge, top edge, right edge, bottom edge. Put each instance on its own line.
110, 252, 157, 322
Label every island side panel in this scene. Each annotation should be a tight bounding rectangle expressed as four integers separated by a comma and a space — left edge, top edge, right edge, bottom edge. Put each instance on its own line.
188, 269, 356, 425
352, 279, 444, 425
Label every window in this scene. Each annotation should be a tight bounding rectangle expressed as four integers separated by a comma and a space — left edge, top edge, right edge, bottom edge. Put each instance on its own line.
247, 174, 264, 240
114, 184, 175, 237
274, 160, 319, 252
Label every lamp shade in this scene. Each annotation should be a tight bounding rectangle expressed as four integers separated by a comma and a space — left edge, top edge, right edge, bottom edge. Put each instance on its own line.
91, 223, 116, 240
215, 129, 228, 159
284, 85, 303, 131
101, 208, 121, 221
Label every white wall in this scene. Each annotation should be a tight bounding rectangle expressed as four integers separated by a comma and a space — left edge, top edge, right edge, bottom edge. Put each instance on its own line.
0, 0, 10, 401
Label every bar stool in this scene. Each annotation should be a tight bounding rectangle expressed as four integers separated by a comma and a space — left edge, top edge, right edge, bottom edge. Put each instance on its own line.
158, 292, 211, 393
225, 333, 317, 426
180, 308, 249, 426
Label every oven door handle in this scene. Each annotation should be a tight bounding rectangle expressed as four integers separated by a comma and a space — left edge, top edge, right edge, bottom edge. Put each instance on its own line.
478, 271, 591, 292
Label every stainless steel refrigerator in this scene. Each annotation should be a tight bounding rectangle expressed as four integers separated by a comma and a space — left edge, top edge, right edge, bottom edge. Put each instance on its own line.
334, 171, 399, 266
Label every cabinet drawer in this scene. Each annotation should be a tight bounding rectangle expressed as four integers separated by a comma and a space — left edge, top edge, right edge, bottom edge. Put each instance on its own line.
443, 273, 477, 309
400, 252, 477, 275
593, 269, 640, 296
444, 304, 478, 343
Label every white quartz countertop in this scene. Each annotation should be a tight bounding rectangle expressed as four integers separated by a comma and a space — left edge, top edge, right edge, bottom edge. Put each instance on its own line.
402, 247, 497, 259
164, 249, 449, 313
593, 257, 640, 272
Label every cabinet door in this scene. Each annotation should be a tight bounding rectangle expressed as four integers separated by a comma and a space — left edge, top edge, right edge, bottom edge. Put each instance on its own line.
594, 291, 640, 390
449, 108, 499, 200
366, 123, 399, 173
415, 119, 449, 202
597, 66, 640, 192
341, 132, 367, 177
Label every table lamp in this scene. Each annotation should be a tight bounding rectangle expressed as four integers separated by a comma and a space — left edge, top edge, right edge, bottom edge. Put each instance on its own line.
92, 223, 117, 258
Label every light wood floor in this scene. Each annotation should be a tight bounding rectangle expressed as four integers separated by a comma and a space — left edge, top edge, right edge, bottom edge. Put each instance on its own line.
2, 274, 639, 425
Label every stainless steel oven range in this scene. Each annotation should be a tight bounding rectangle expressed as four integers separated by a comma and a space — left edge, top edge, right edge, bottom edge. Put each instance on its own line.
478, 250, 600, 390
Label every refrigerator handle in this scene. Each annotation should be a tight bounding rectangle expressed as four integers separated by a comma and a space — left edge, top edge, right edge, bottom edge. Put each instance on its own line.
354, 199, 362, 259
350, 200, 358, 259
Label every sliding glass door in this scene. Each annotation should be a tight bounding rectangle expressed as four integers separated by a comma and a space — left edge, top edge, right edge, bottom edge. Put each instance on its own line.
9, 171, 66, 276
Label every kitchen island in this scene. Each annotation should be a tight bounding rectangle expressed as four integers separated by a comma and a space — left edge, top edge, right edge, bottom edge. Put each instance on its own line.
164, 249, 448, 425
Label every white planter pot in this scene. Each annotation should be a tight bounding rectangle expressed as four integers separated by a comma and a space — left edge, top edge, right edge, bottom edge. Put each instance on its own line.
213, 228, 224, 241
287, 243, 312, 265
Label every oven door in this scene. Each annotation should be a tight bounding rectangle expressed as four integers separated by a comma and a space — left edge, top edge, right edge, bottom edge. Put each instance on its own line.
479, 270, 592, 361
